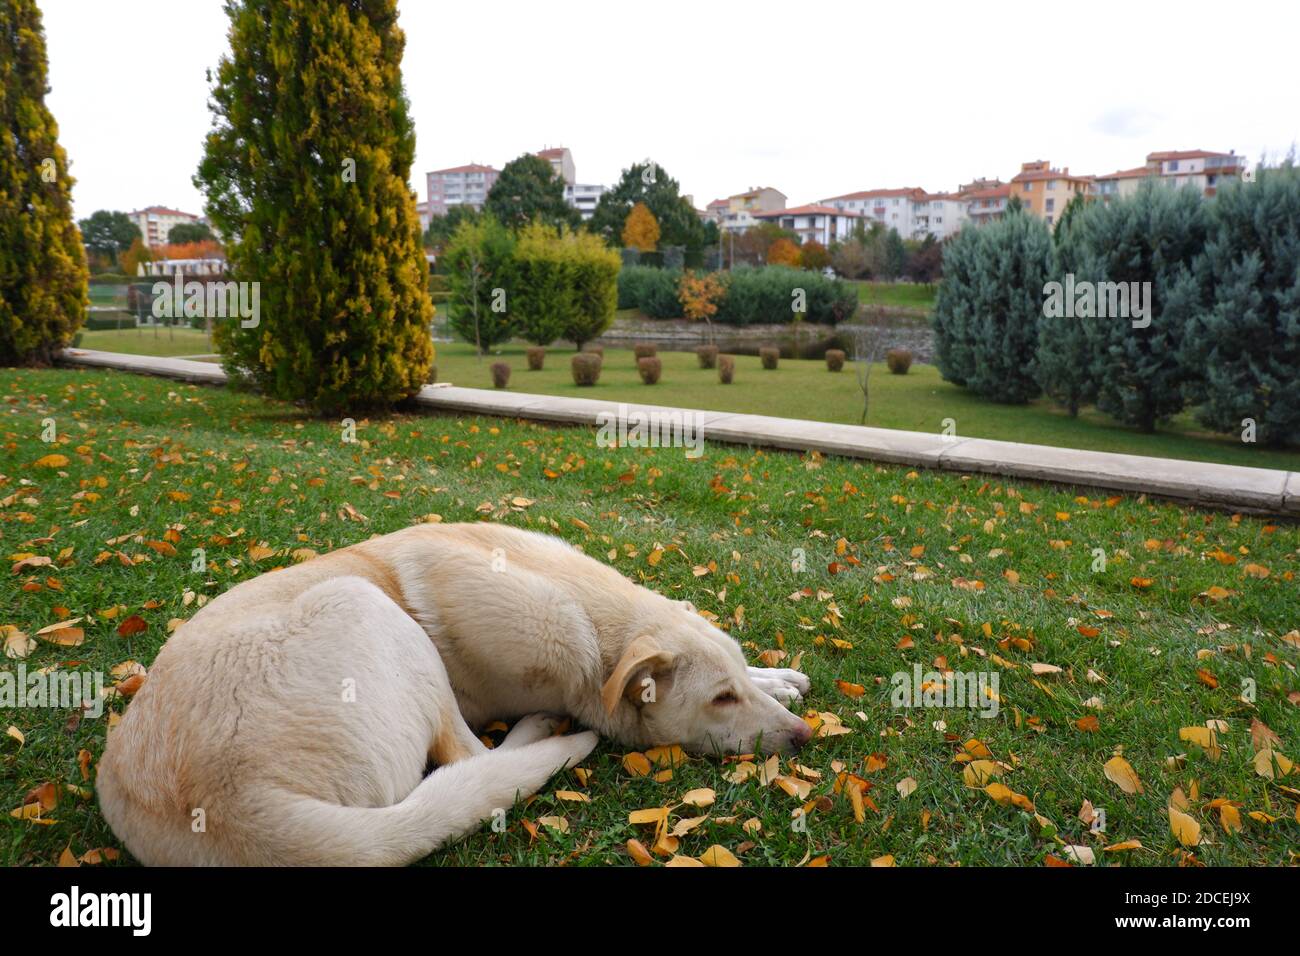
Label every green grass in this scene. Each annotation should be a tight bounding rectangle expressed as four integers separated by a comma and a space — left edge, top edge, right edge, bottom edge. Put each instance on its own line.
77, 327, 215, 358
434, 342, 1300, 471
2, 366, 1297, 867
852, 281, 937, 312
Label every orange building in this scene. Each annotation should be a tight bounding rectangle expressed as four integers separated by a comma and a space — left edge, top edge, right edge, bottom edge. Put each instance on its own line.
1008, 161, 1092, 227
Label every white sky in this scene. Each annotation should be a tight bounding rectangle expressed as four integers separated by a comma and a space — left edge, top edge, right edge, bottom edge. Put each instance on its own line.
43, 0, 1300, 220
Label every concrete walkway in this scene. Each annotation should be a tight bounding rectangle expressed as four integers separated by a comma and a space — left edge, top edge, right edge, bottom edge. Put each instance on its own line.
56, 348, 1299, 516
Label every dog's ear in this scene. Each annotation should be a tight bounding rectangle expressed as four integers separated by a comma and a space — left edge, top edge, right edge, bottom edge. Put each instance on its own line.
602, 636, 676, 715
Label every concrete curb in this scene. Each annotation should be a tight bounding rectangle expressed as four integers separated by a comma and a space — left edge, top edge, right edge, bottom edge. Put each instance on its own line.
56, 348, 1299, 516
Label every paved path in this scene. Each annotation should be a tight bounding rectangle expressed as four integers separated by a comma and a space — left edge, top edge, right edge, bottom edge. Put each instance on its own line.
56, 348, 1300, 516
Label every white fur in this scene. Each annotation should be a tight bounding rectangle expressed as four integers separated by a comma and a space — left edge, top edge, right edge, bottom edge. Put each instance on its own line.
97, 523, 811, 865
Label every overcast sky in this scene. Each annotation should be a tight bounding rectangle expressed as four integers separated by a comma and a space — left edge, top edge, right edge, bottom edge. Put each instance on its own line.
43, 0, 1300, 220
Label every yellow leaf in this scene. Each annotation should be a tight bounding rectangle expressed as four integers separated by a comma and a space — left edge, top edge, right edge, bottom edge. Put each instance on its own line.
700, 845, 741, 867
1103, 756, 1144, 795
1169, 806, 1201, 847
34, 454, 70, 468
870, 854, 896, 867
626, 839, 653, 866
682, 788, 715, 808
537, 815, 569, 833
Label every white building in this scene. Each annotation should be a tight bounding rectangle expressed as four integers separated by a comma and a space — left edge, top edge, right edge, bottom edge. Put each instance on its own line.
909, 193, 968, 241
565, 182, 605, 221
126, 206, 201, 247
753, 204, 861, 245
425, 164, 499, 216
819, 188, 927, 238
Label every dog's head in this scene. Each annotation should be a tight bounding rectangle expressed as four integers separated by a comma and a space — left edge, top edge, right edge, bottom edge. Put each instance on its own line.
600, 600, 812, 755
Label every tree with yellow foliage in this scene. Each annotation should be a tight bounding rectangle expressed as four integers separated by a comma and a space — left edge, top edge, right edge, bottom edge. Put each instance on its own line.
766, 238, 801, 267
621, 202, 660, 252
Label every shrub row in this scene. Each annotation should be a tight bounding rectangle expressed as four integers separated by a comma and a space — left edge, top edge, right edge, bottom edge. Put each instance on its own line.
932, 166, 1300, 445
618, 264, 857, 326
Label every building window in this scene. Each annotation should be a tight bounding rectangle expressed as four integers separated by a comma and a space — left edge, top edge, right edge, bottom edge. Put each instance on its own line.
1168, 160, 1179, 171
1046, 199, 1054, 212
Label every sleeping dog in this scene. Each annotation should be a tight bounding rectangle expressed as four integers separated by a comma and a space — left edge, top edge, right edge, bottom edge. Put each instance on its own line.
97, 522, 812, 865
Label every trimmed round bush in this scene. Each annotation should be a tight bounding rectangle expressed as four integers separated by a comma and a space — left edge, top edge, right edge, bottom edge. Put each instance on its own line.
583, 345, 603, 358
718, 355, 735, 384
633, 342, 657, 359
759, 347, 779, 370
490, 362, 511, 388
572, 353, 602, 386
885, 349, 912, 375
825, 349, 845, 372
637, 356, 662, 385
526, 346, 545, 371
696, 344, 718, 369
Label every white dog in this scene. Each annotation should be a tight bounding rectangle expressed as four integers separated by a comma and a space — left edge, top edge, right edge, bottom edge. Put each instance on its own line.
97, 522, 811, 865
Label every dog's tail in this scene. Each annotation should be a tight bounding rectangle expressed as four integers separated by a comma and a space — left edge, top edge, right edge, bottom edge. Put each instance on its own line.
251, 733, 597, 867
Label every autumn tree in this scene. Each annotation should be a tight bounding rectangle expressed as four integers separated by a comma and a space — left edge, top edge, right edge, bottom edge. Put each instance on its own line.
195, 0, 433, 413
678, 270, 726, 343
78, 210, 142, 268
799, 240, 830, 272
588, 160, 705, 251
621, 202, 660, 251
0, 0, 89, 365
766, 238, 801, 267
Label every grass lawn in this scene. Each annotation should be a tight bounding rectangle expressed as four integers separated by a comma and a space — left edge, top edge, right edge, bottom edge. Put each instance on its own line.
2, 366, 1298, 867
434, 342, 1300, 471
852, 281, 937, 312
77, 327, 215, 358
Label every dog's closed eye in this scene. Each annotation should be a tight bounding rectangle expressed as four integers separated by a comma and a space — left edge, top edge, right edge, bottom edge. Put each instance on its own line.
712, 691, 739, 706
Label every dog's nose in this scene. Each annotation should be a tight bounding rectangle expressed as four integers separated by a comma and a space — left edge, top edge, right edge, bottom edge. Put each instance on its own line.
791, 720, 813, 749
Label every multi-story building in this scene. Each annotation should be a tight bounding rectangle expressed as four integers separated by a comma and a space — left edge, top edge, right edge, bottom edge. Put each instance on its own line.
909, 192, 968, 241
1143, 149, 1245, 196
565, 182, 605, 221
415, 201, 431, 234
126, 206, 201, 247
819, 187, 927, 237
1008, 161, 1092, 227
706, 186, 787, 233
425, 164, 500, 216
962, 183, 1012, 225
535, 147, 576, 186
753, 204, 861, 246
1091, 165, 1151, 204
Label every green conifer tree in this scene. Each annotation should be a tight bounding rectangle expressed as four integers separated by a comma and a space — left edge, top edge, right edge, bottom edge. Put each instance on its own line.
0, 0, 89, 366
195, 0, 433, 413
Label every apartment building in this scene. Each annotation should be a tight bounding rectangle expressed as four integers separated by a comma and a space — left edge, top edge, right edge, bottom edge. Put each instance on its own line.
535, 147, 576, 186
425, 163, 500, 216
126, 206, 201, 247
1091, 165, 1151, 204
962, 183, 1012, 225
910, 192, 968, 240
1008, 161, 1092, 227
1144, 149, 1245, 196
565, 182, 605, 221
753, 204, 861, 245
706, 186, 788, 233
820, 187, 927, 237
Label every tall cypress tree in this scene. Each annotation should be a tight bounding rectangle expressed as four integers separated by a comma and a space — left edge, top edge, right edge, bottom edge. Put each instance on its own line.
1182, 163, 1300, 446
196, 0, 433, 413
1081, 181, 1207, 432
0, 0, 89, 366
1035, 193, 1099, 416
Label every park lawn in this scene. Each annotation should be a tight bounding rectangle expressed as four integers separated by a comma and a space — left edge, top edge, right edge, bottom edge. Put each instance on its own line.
77, 327, 215, 358
433, 342, 1300, 471
853, 281, 937, 312
1, 366, 1298, 868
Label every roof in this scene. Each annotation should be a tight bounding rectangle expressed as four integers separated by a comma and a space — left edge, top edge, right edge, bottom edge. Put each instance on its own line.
429, 163, 499, 175
535, 148, 569, 160
1146, 149, 1235, 162
1011, 167, 1092, 183
755, 204, 862, 218
731, 186, 786, 200
706, 198, 730, 208
821, 187, 927, 202
1094, 165, 1153, 181
963, 184, 1012, 201
129, 206, 199, 218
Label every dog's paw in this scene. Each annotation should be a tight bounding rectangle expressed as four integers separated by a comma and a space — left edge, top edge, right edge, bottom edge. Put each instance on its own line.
747, 665, 811, 701
499, 713, 567, 750
539, 730, 599, 770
